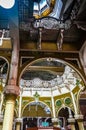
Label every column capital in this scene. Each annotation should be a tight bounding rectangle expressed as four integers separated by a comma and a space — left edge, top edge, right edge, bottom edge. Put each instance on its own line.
15, 118, 23, 123
52, 118, 61, 128
68, 118, 75, 124
4, 85, 20, 96
52, 117, 58, 123
74, 114, 84, 121
0, 114, 3, 122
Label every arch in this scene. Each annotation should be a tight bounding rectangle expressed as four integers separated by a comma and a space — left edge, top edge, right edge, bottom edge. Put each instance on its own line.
0, 56, 9, 63
77, 87, 86, 114
80, 41, 86, 75
57, 107, 75, 129
19, 57, 86, 87
56, 106, 74, 117
22, 100, 51, 117
18, 57, 86, 123
83, 43, 86, 67
0, 56, 9, 87
14, 109, 18, 118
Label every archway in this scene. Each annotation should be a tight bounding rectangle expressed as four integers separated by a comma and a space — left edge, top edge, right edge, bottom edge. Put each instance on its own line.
0, 57, 9, 108
0, 57, 9, 88
58, 107, 79, 130
79, 92, 86, 129
0, 57, 9, 129
22, 101, 51, 117
58, 107, 73, 128
22, 101, 52, 130
18, 57, 85, 129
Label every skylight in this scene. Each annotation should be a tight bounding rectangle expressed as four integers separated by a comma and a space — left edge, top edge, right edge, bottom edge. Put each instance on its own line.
34, 0, 47, 10
33, 0, 49, 16
34, 2, 39, 11
40, 0, 47, 10
50, 0, 63, 19
33, 0, 63, 19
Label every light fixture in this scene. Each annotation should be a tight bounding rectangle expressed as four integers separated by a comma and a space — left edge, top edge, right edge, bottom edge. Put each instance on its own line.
0, 0, 15, 9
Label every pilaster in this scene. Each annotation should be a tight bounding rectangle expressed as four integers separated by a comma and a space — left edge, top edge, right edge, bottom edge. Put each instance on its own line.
52, 117, 60, 128
2, 94, 16, 130
15, 118, 23, 130
0, 114, 3, 130
68, 117, 76, 130
75, 114, 85, 130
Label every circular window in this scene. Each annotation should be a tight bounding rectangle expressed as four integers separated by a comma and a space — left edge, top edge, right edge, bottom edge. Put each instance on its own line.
56, 100, 62, 106
65, 98, 71, 105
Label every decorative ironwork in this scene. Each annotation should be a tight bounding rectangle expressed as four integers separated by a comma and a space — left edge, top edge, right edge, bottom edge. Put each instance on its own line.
65, 98, 71, 105
34, 17, 71, 30
56, 100, 62, 106
33, 91, 40, 102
